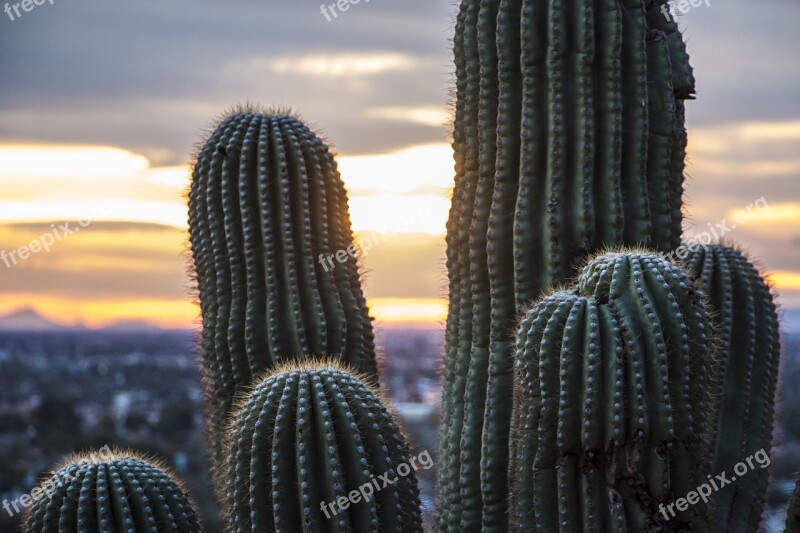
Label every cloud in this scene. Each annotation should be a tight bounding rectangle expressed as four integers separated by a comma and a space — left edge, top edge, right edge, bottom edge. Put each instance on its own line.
261, 53, 417, 77
0, 0, 453, 161
0, 144, 188, 227
0, 222, 447, 328
366, 106, 451, 127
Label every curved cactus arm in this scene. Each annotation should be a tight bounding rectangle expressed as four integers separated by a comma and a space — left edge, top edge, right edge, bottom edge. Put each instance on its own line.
189, 108, 377, 470
688, 243, 781, 532
509, 251, 719, 531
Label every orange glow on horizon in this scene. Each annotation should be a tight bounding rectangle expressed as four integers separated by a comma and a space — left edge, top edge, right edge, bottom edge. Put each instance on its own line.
769, 272, 800, 291
0, 297, 449, 330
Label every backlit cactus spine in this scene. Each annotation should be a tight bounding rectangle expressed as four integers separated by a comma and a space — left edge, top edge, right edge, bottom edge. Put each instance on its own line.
22, 450, 201, 533
688, 244, 781, 531
439, 0, 695, 529
188, 108, 377, 468
224, 361, 422, 532
509, 251, 718, 531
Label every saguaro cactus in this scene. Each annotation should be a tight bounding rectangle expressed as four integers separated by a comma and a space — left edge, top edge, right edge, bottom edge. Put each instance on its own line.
23, 450, 201, 533
688, 244, 781, 531
223, 361, 422, 532
439, 0, 695, 529
509, 251, 718, 531
188, 108, 377, 467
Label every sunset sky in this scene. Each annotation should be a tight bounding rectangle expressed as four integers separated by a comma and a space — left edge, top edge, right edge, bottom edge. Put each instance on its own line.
0, 0, 798, 329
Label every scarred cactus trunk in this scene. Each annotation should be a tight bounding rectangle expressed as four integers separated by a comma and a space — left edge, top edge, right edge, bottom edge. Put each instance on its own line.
223, 361, 422, 532
438, 0, 695, 528
688, 243, 781, 532
509, 251, 718, 531
188, 109, 377, 469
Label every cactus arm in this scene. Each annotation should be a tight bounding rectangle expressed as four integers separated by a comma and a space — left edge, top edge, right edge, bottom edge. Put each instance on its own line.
689, 245, 781, 531
511, 252, 718, 531
225, 364, 421, 532
24, 455, 200, 533
190, 111, 378, 472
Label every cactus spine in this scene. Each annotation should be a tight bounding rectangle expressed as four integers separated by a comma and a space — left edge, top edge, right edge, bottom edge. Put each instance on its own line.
188, 109, 377, 468
688, 244, 781, 531
23, 451, 201, 533
509, 251, 718, 531
224, 361, 422, 532
439, 0, 695, 528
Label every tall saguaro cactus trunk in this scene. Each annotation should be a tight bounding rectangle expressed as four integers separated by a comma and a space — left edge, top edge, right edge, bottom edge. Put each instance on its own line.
438, 1, 695, 529
188, 109, 377, 471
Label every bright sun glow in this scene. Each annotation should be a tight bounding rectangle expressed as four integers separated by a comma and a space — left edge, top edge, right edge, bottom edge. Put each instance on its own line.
0, 145, 149, 181
265, 53, 416, 77
1, 126, 798, 329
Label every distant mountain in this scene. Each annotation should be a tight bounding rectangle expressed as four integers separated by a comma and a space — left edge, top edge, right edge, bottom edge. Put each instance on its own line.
0, 308, 68, 331
0, 309, 172, 332
100, 321, 165, 333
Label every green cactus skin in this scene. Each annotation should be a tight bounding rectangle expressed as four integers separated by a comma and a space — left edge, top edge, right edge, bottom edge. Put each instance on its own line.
509, 251, 718, 532
22, 451, 201, 533
188, 108, 377, 468
787, 479, 800, 533
223, 361, 422, 532
688, 244, 781, 532
438, 1, 695, 529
